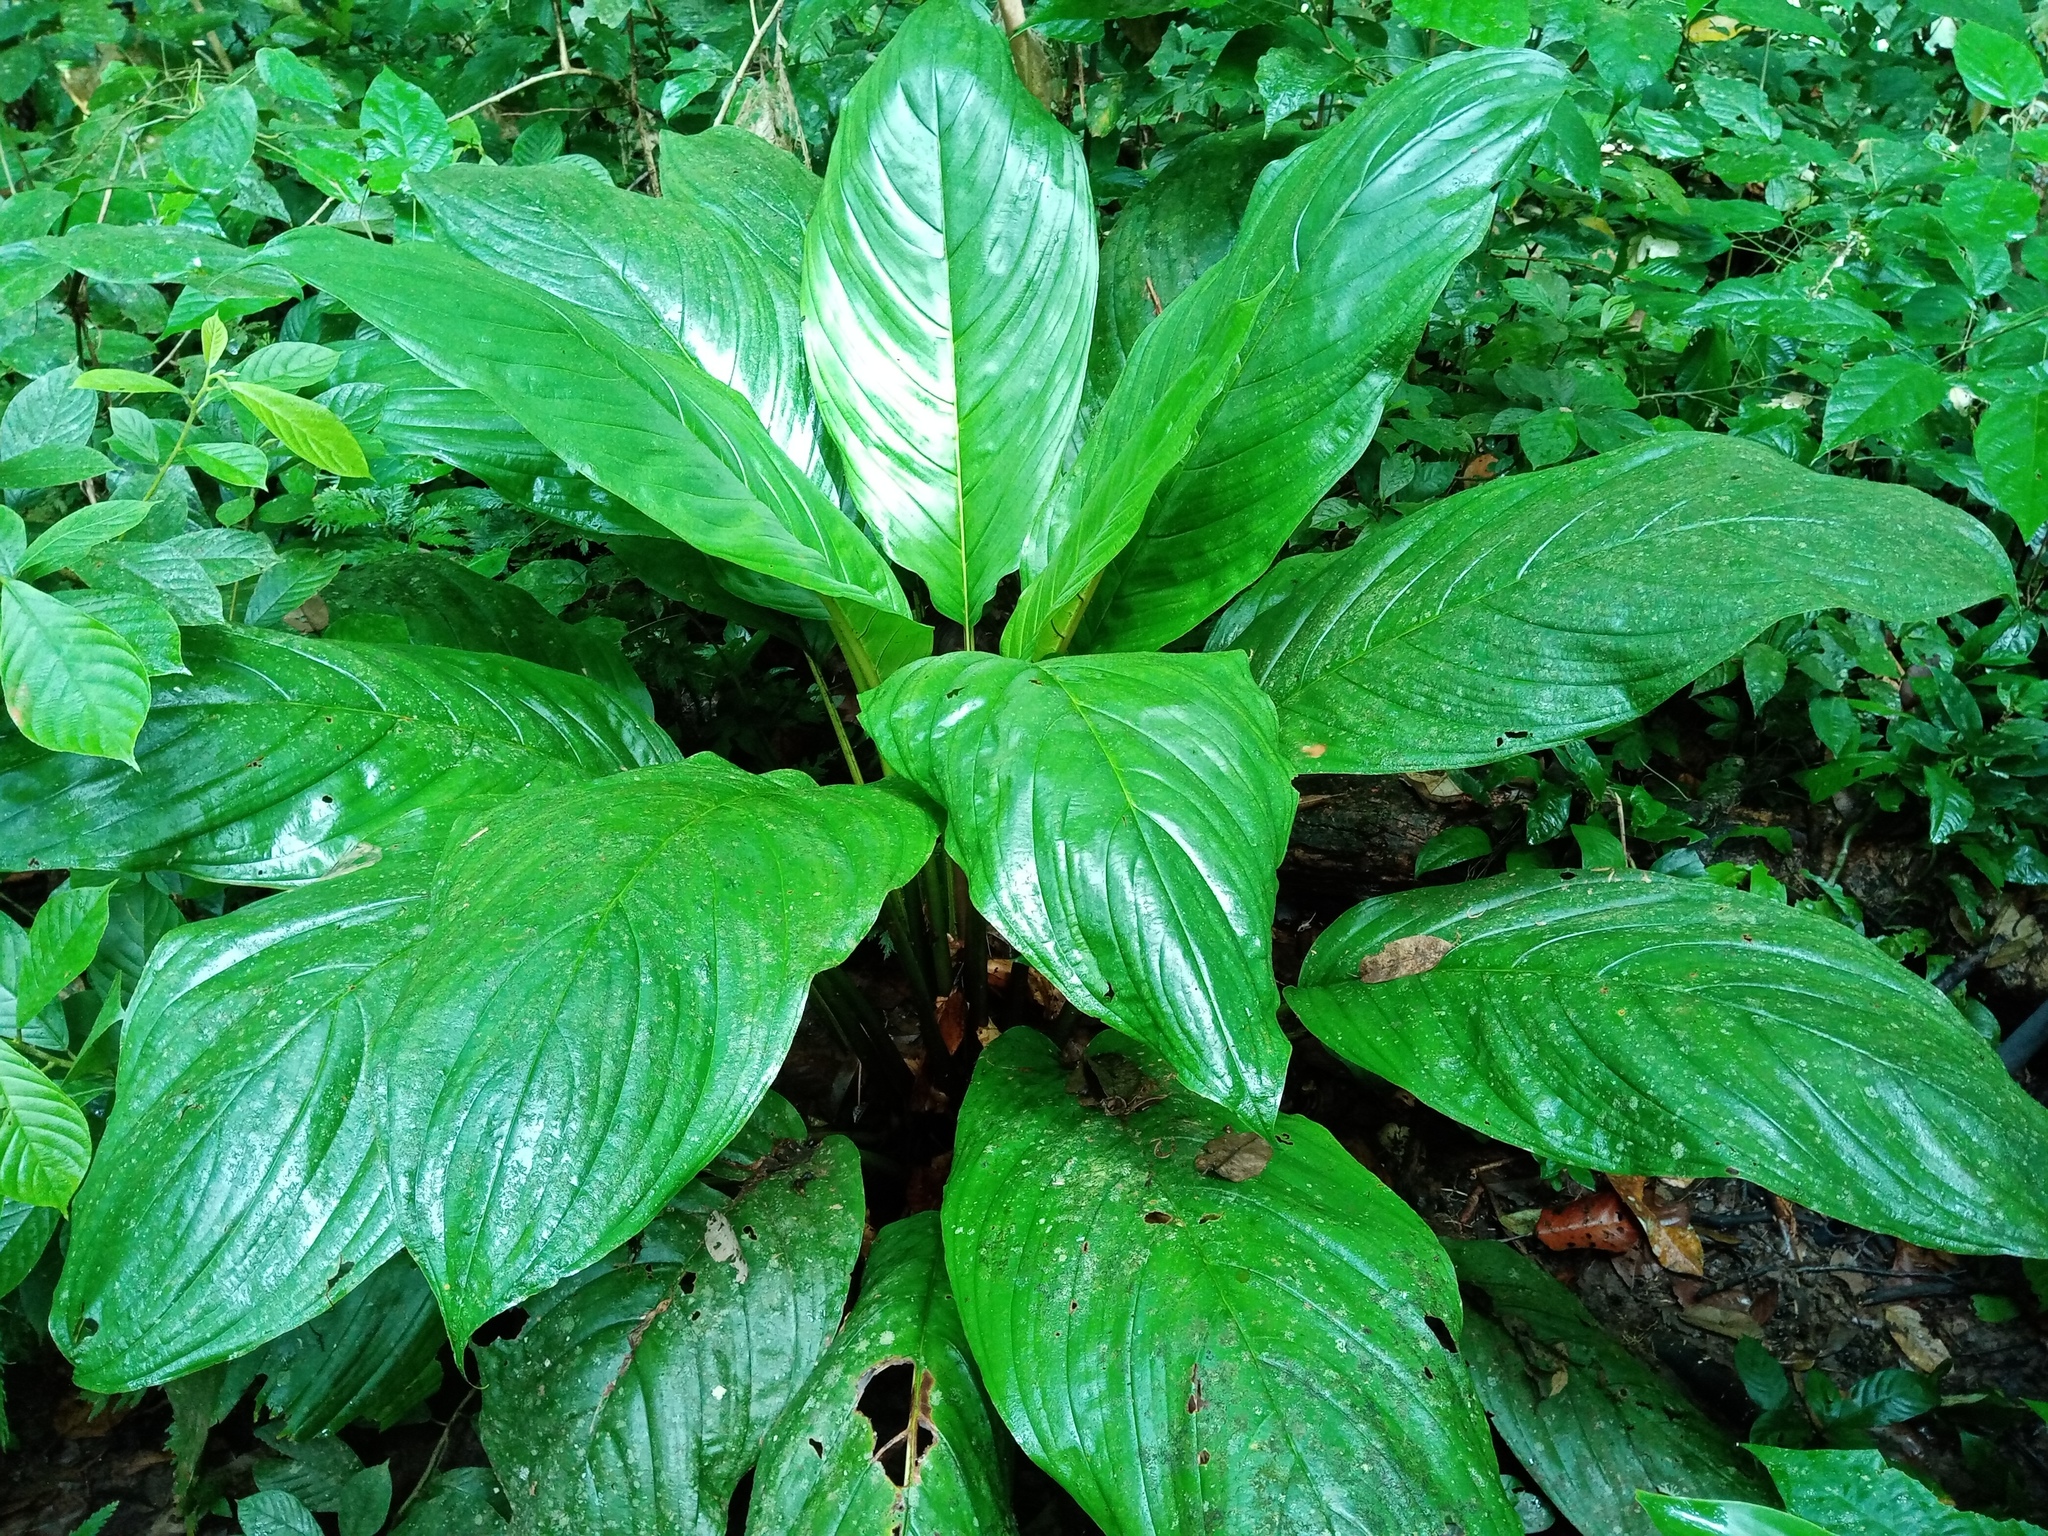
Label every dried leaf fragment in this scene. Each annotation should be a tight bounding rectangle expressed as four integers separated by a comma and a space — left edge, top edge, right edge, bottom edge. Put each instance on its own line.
1608, 1174, 1705, 1277
704, 1210, 748, 1284
1535, 1191, 1638, 1253
1193, 1130, 1273, 1182
1357, 934, 1454, 984
1883, 1304, 1951, 1372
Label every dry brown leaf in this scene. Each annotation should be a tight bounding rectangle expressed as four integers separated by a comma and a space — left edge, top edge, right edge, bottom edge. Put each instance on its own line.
1608, 1174, 1706, 1276
1681, 1302, 1764, 1340
1194, 1130, 1273, 1182
936, 988, 967, 1055
1357, 934, 1454, 983
1536, 1191, 1639, 1253
1884, 1304, 1952, 1372
1025, 967, 1067, 1020
1401, 771, 1471, 804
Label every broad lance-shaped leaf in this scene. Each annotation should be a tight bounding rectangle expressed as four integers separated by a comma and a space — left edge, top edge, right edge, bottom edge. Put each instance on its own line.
749, 1211, 1016, 1536
375, 757, 934, 1350
1289, 871, 2048, 1257
945, 1028, 1517, 1536
1061, 48, 1568, 656
802, 0, 1095, 626
1447, 1240, 1769, 1536
251, 1253, 445, 1440
0, 626, 676, 884
269, 228, 908, 619
54, 849, 435, 1392
419, 127, 825, 482
478, 1136, 865, 1536
864, 651, 1296, 1123
1230, 434, 2016, 773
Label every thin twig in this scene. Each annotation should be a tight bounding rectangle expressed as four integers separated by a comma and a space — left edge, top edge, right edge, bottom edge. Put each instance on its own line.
390, 1388, 478, 1528
450, 67, 599, 121
712, 0, 787, 127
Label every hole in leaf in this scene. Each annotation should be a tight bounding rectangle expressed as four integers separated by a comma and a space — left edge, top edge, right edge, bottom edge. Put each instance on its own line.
723, 1469, 753, 1536
808, 1438, 824, 1458
1144, 1211, 1174, 1225
742, 1225, 758, 1241
319, 794, 334, 804
680, 1271, 697, 1295
1425, 1315, 1457, 1355
79, 1317, 99, 1338
854, 1359, 935, 1488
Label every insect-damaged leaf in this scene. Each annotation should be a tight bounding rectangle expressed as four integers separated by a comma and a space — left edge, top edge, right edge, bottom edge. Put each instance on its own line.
1447, 1240, 1768, 1536
54, 848, 436, 1392
375, 758, 933, 1351
477, 1136, 865, 1536
749, 1211, 1016, 1536
1230, 435, 2014, 774
0, 627, 676, 883
944, 1027, 1517, 1536
1289, 871, 2048, 1257
864, 651, 1296, 1123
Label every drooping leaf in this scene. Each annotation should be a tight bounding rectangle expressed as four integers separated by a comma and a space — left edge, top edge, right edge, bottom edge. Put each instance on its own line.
477, 1137, 865, 1536
1290, 870, 2048, 1257
419, 138, 825, 480
945, 1027, 1517, 1536
0, 443, 115, 489
53, 851, 437, 1392
270, 228, 908, 618
748, 1210, 1016, 1536
0, 627, 676, 883
801, 0, 1095, 625
181, 440, 273, 488
1975, 387, 2048, 540
0, 1038, 91, 1211
376, 758, 933, 1349
252, 1254, 445, 1440
1, 578, 150, 761
1750, 1446, 2048, 1536
1448, 1240, 1770, 1536
1062, 48, 1568, 655
321, 554, 650, 714
865, 651, 1296, 1122
1232, 434, 2015, 773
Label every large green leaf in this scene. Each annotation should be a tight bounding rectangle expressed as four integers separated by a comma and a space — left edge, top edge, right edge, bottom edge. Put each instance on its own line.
269, 228, 907, 617
801, 0, 1095, 625
252, 1253, 445, 1439
1063, 48, 1568, 655
1640, 1498, 1834, 1536
1083, 125, 1304, 414
1751, 1446, 2048, 1536
321, 553, 650, 714
945, 1027, 1516, 1536
1290, 870, 2048, 1257
420, 134, 824, 480
1232, 434, 2016, 773
748, 1211, 1015, 1536
1448, 1240, 1769, 1536
0, 626, 676, 883
1, 577, 151, 762
375, 757, 934, 1349
0, 1037, 91, 1211
864, 651, 1296, 1122
54, 851, 435, 1392
477, 1136, 865, 1536
330, 340, 561, 487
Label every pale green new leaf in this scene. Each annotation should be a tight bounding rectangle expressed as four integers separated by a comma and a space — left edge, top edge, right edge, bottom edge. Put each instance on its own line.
235, 343, 340, 392
54, 852, 434, 1392
1289, 871, 2048, 1256
865, 651, 1297, 1122
802, 0, 1095, 625
73, 369, 183, 396
375, 758, 934, 1349
1065, 48, 1569, 654
0, 1038, 92, 1211
271, 228, 907, 616
183, 439, 273, 488
227, 380, 370, 478
748, 1211, 1016, 1536
946, 1028, 1517, 1536
0, 578, 151, 762
1233, 435, 2015, 773
478, 1137, 865, 1536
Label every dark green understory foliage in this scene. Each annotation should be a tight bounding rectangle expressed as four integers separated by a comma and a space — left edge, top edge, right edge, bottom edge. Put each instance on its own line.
3, 0, 2048, 1532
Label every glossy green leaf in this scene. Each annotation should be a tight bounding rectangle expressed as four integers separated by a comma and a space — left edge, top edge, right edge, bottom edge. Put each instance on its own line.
361, 68, 453, 183
226, 380, 370, 478
338, 1465, 392, 1536
1232, 435, 2015, 773
801, 0, 1095, 625
1064, 48, 1568, 655
51, 588, 183, 676
1640, 1496, 1835, 1536
392, 1471, 508, 1536
74, 538, 225, 625
1821, 356, 1950, 450
252, 1254, 445, 1439
15, 499, 156, 581
1751, 1446, 2048, 1536
183, 439, 273, 487
0, 578, 150, 762
1975, 387, 2048, 539
271, 228, 907, 617
1954, 21, 2043, 108
14, 879, 115, 1023
748, 1210, 1015, 1536
0, 364, 94, 461
0, 1038, 91, 1210
0, 626, 676, 883
236, 343, 340, 392
865, 651, 1296, 1122
54, 852, 435, 1392
376, 757, 933, 1349
164, 85, 258, 195
1448, 1240, 1770, 1536
0, 1198, 59, 1296
477, 1136, 865, 1536
419, 137, 825, 479
1400, 0, 1531, 48
73, 368, 183, 396
0, 443, 114, 489
241, 1491, 325, 1536
946, 1027, 1516, 1536
321, 553, 650, 714
1290, 870, 2048, 1256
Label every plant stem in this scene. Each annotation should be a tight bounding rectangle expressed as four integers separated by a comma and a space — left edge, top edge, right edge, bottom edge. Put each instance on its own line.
449, 67, 600, 121
713, 0, 787, 127
804, 650, 863, 786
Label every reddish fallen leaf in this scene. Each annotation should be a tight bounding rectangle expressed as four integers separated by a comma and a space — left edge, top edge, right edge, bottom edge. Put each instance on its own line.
936, 988, 967, 1054
1460, 452, 1500, 482
986, 956, 1013, 990
1025, 967, 1066, 1020
1608, 1174, 1706, 1277
1536, 1191, 1639, 1252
